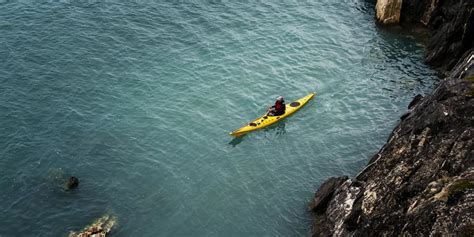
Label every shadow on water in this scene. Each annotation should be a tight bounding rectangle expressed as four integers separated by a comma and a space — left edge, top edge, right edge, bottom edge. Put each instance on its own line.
228, 135, 246, 147
265, 120, 287, 136
228, 120, 287, 147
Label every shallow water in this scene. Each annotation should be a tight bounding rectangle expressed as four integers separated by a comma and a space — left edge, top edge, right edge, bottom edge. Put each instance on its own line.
0, 1, 437, 236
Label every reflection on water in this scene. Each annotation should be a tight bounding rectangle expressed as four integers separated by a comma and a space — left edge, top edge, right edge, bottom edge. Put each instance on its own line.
229, 135, 246, 147
265, 120, 287, 136
228, 119, 288, 147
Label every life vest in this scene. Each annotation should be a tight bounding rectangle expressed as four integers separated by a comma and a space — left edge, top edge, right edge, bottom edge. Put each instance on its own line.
275, 101, 283, 111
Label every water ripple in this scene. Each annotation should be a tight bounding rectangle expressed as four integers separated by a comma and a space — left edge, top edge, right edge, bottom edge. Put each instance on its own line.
0, 1, 437, 236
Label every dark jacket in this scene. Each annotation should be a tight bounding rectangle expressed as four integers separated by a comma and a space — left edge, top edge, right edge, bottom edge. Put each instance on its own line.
270, 100, 285, 116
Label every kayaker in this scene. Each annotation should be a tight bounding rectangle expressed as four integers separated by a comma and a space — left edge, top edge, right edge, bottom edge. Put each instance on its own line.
267, 96, 285, 116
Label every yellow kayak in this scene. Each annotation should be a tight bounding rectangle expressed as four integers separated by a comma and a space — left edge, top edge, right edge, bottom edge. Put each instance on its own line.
229, 92, 315, 137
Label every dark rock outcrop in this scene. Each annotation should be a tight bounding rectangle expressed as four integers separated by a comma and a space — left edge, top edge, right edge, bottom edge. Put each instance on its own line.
424, 0, 474, 71
407, 94, 423, 109
397, 0, 474, 71
310, 50, 474, 236
400, 0, 439, 25
309, 176, 348, 213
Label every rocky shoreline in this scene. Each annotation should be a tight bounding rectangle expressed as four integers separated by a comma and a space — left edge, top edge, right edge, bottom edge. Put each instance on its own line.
309, 1, 473, 236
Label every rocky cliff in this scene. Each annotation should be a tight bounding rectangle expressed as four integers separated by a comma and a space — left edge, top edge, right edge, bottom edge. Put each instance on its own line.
310, 1, 474, 236
377, 0, 474, 72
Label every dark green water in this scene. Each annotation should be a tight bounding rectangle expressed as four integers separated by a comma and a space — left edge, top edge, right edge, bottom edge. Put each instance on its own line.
0, 1, 437, 236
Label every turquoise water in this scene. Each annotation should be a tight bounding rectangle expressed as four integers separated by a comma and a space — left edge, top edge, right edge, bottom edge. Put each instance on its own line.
0, 1, 437, 236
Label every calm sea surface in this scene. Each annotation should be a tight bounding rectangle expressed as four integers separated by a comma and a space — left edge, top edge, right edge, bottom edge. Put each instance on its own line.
0, 1, 437, 236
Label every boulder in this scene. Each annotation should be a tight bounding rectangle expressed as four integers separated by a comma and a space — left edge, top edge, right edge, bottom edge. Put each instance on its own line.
309, 176, 348, 213
67, 176, 79, 190
375, 0, 403, 24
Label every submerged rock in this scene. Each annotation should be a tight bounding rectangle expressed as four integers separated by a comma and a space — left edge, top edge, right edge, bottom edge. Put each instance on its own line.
67, 176, 79, 190
310, 50, 474, 236
69, 215, 116, 237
